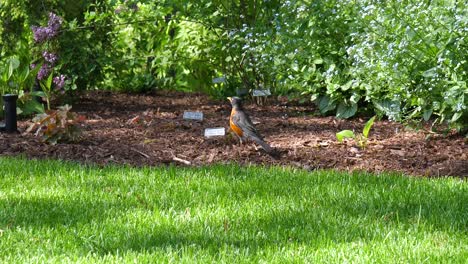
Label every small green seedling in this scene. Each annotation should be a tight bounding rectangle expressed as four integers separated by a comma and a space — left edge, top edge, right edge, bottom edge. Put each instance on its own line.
336, 116, 376, 148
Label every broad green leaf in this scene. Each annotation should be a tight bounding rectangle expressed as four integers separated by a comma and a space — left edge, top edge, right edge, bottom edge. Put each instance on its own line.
336, 102, 357, 119
30, 91, 47, 98
40, 81, 47, 91
341, 80, 353, 91
423, 108, 432, 121
313, 58, 323, 65
317, 95, 336, 114
21, 99, 45, 115
7, 57, 20, 79
350, 93, 361, 104
422, 67, 437, 78
2, 68, 9, 83
374, 100, 401, 119
451, 112, 462, 123
17, 66, 30, 84
318, 95, 330, 112
9, 58, 20, 69
363, 116, 376, 138
336, 130, 355, 142
46, 71, 54, 90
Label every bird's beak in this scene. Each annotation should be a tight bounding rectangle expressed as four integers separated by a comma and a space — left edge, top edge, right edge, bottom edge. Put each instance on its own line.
227, 97, 232, 102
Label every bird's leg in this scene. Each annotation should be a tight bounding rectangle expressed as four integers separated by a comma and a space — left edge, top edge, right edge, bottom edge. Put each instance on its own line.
235, 134, 244, 146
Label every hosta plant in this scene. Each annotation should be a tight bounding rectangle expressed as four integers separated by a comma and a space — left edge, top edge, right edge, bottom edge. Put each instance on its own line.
26, 104, 85, 145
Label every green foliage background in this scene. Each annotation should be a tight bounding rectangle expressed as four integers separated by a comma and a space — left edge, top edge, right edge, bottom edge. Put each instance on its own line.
0, 0, 466, 130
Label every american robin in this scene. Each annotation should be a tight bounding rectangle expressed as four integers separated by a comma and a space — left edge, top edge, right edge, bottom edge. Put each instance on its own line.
228, 96, 273, 153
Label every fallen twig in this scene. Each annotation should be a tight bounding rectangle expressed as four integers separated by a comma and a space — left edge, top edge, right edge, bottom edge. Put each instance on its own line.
131, 148, 150, 159
173, 156, 191, 165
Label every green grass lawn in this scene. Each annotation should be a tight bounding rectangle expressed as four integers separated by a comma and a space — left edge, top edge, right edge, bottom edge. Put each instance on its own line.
0, 157, 466, 263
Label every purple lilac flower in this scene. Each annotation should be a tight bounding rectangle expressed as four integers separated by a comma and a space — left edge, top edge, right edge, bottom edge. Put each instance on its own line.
53, 74, 67, 90
37, 64, 51, 80
30, 63, 37, 70
47, 12, 63, 32
31, 13, 63, 43
45, 27, 56, 37
31, 26, 48, 43
42, 51, 59, 65
31, 25, 57, 43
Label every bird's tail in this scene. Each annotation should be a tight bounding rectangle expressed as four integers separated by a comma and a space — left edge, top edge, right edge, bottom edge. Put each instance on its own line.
251, 136, 274, 153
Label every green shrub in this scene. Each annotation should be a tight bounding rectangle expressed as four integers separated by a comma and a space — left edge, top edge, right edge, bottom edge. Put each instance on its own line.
1, 0, 466, 131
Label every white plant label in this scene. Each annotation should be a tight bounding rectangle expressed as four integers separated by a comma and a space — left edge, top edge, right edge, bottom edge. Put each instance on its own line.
212, 76, 226, 84
252, 89, 271, 97
183, 111, 203, 121
204, 127, 225, 137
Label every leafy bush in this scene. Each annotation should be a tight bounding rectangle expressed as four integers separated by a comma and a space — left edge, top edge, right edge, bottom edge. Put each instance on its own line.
217, 0, 467, 131
0, 4, 74, 115
344, 1, 467, 131
0, 43, 44, 116
1, 0, 466, 131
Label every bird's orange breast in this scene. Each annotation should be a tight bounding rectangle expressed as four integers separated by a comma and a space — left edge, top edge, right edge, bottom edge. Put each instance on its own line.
230, 110, 243, 137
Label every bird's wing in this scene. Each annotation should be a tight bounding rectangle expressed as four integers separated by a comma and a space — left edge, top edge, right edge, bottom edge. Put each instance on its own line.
232, 109, 273, 153
232, 110, 263, 140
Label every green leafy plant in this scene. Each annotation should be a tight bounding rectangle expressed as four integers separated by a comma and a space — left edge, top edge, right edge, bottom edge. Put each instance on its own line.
16, 89, 45, 116
0, 55, 37, 95
0, 56, 20, 94
26, 104, 85, 145
0, 52, 44, 116
0, 56, 21, 116
336, 116, 376, 148
2, 0, 466, 130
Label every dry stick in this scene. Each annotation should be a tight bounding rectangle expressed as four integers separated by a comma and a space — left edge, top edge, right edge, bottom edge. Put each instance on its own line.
173, 156, 191, 165
130, 148, 150, 159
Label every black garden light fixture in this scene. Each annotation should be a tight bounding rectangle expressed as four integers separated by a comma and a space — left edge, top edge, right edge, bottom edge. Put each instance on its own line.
0, 94, 18, 133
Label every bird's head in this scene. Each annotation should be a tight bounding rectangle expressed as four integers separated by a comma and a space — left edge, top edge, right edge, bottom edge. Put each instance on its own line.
227, 96, 242, 108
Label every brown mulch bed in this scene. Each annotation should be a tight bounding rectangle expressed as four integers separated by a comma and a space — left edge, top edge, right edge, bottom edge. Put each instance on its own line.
1, 91, 467, 178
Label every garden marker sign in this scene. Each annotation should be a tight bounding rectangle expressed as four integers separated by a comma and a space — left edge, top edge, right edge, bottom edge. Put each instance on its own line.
212, 76, 226, 84
183, 111, 203, 121
204, 127, 225, 137
252, 89, 271, 97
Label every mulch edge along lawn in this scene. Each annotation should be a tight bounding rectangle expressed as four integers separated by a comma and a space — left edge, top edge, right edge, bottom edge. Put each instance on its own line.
1, 91, 466, 178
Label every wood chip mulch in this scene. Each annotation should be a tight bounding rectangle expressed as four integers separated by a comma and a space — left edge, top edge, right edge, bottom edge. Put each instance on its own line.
1, 91, 467, 178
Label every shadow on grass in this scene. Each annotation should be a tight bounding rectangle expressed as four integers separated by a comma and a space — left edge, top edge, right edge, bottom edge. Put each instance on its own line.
78, 192, 468, 256
0, 196, 121, 228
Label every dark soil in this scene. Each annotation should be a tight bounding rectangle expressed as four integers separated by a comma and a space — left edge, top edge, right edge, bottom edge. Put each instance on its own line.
1, 91, 467, 178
